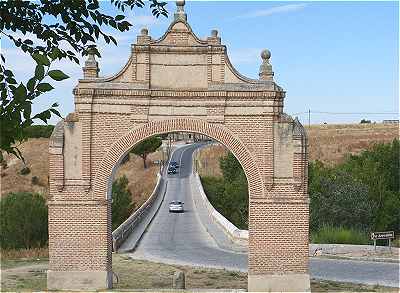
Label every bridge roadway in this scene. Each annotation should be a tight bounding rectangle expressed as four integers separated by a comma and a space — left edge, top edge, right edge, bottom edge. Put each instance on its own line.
127, 143, 400, 288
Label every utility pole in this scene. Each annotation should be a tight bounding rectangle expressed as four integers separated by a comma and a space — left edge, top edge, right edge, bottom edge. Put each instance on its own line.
308, 109, 311, 127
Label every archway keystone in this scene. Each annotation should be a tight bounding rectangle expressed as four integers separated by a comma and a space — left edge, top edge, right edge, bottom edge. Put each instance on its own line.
48, 1, 309, 291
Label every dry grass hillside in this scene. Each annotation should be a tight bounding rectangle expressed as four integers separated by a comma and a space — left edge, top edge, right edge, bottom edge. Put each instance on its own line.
196, 123, 399, 177
0, 138, 49, 197
1, 123, 397, 197
306, 123, 398, 165
114, 152, 161, 209
0, 138, 161, 210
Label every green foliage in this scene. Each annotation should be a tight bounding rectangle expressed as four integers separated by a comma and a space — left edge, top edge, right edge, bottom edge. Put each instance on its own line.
0, 192, 48, 249
202, 139, 399, 243
22, 125, 55, 139
200, 176, 225, 208
309, 165, 376, 233
219, 152, 243, 183
310, 139, 400, 235
0, 0, 167, 160
339, 139, 400, 232
131, 136, 162, 168
360, 119, 371, 124
112, 175, 134, 231
201, 152, 249, 230
311, 225, 370, 245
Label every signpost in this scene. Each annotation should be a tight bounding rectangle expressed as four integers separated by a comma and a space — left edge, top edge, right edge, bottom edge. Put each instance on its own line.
370, 231, 395, 251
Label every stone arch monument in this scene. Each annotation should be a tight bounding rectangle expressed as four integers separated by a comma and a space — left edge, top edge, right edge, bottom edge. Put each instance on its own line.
48, 1, 309, 291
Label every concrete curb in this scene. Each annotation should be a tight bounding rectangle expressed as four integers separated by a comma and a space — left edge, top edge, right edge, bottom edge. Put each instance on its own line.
310, 243, 400, 263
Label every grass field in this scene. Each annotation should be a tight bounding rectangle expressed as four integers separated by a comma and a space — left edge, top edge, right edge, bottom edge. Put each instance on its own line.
1, 254, 397, 292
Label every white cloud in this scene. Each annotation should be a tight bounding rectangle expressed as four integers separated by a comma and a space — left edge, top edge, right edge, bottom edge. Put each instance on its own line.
228, 48, 263, 65
235, 3, 308, 19
125, 14, 167, 30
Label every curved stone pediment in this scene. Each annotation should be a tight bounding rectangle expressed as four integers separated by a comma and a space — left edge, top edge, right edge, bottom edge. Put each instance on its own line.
79, 5, 281, 93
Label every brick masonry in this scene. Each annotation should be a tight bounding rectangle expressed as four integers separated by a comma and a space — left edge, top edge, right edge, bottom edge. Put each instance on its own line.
48, 2, 309, 291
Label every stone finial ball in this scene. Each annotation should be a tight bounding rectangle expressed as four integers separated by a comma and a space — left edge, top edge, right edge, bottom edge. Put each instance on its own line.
261, 49, 271, 60
141, 28, 148, 36
211, 29, 218, 37
176, 0, 185, 7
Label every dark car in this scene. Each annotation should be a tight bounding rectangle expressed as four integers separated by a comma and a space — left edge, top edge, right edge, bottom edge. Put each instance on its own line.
170, 161, 179, 168
167, 167, 177, 174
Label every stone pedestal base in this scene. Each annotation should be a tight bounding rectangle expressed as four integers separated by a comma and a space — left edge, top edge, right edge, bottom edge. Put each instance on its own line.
248, 273, 310, 292
47, 270, 112, 290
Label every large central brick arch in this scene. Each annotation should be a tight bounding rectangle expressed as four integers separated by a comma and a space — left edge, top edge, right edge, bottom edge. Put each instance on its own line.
93, 118, 264, 200
47, 1, 309, 292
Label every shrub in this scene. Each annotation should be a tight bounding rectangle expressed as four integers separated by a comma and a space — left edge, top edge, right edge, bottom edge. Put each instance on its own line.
20, 166, 31, 175
339, 139, 400, 232
201, 152, 249, 230
0, 192, 48, 249
112, 176, 134, 230
31, 176, 39, 185
22, 125, 55, 139
309, 168, 376, 233
311, 225, 370, 245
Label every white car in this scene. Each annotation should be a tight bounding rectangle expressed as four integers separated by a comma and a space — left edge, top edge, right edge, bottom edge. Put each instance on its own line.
169, 201, 184, 213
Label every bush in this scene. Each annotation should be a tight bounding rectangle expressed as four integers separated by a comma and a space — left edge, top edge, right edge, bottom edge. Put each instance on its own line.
200, 152, 249, 230
0, 192, 48, 249
309, 166, 376, 233
112, 176, 134, 230
339, 139, 400, 232
22, 125, 55, 139
20, 166, 31, 175
311, 225, 370, 245
31, 176, 39, 185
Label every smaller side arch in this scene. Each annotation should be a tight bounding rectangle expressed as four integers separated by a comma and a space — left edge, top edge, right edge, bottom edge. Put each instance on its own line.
92, 118, 264, 200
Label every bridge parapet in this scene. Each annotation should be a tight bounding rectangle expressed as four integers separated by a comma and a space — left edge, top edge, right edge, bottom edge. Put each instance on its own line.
191, 172, 248, 249
112, 174, 165, 252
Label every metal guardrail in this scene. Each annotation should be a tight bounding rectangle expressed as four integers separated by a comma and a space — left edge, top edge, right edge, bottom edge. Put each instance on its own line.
112, 173, 164, 251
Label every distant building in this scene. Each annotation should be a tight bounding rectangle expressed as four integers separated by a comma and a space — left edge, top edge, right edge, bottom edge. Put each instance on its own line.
382, 119, 399, 124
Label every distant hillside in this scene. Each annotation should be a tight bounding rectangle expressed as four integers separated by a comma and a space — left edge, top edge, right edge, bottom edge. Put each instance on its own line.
306, 123, 398, 165
0, 138, 160, 205
1, 123, 397, 196
196, 123, 399, 177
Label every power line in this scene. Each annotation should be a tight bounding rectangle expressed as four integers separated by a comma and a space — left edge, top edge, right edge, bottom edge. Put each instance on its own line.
291, 111, 398, 116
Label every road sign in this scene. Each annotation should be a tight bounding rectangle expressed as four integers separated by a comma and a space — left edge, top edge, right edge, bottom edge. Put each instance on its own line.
370, 231, 395, 240
371, 231, 395, 251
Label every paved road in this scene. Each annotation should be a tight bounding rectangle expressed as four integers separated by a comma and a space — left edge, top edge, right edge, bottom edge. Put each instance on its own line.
130, 143, 247, 271
128, 143, 400, 288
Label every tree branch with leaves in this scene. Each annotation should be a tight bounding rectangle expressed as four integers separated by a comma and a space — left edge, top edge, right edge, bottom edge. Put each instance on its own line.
0, 0, 167, 160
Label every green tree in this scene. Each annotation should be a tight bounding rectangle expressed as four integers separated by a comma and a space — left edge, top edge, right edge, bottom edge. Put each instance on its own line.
219, 152, 242, 183
0, 0, 167, 160
0, 192, 48, 249
309, 167, 376, 233
339, 139, 400, 232
222, 171, 248, 229
201, 151, 249, 229
131, 136, 162, 168
111, 175, 134, 230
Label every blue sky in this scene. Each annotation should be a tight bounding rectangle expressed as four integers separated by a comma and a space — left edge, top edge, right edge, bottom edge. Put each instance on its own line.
2, 1, 399, 125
